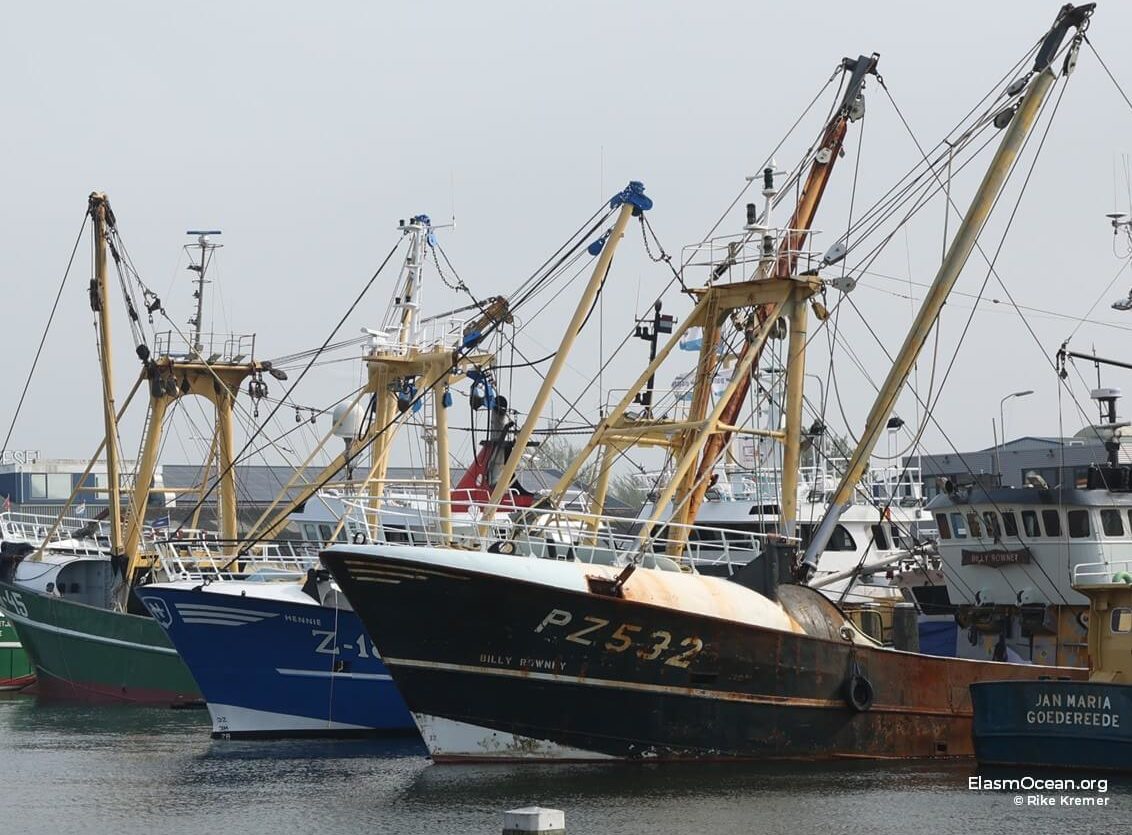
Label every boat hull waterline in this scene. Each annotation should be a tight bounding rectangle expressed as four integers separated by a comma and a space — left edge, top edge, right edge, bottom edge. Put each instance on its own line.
138, 585, 414, 738
0, 580, 200, 705
321, 544, 1084, 763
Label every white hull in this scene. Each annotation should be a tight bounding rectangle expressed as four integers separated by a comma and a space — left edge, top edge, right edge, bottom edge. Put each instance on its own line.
413, 713, 614, 762
208, 702, 373, 737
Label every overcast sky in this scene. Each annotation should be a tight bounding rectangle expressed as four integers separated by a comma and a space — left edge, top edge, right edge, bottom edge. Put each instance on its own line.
4, 1, 1132, 479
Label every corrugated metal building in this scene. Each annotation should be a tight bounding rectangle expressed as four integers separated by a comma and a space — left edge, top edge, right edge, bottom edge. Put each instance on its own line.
0, 457, 629, 529
906, 434, 1110, 498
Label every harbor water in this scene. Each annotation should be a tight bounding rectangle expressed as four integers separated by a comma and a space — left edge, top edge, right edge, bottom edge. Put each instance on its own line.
4, 693, 1128, 835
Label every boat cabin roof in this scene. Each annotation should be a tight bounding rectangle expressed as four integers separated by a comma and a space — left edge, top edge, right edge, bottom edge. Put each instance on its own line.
928, 484, 1132, 510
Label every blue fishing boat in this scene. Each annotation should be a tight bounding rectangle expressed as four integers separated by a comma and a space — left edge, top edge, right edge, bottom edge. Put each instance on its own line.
971, 558, 1132, 770
139, 578, 413, 738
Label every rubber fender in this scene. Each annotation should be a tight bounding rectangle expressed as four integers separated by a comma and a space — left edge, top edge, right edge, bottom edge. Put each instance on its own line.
845, 673, 875, 712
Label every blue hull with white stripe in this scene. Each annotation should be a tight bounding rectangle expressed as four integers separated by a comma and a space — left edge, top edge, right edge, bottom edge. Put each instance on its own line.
138, 582, 414, 738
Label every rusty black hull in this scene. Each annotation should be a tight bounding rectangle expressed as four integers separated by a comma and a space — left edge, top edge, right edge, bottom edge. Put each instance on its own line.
321, 546, 1083, 762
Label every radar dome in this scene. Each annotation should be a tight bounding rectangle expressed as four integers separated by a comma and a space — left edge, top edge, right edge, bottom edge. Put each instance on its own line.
331, 401, 363, 439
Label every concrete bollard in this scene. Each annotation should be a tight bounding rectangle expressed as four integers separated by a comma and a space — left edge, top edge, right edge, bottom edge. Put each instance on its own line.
892, 602, 920, 652
503, 806, 565, 834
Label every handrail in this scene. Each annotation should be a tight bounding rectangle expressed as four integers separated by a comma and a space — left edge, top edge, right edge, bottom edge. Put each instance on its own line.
150, 536, 321, 582
1073, 559, 1132, 585
679, 226, 826, 278
337, 493, 786, 573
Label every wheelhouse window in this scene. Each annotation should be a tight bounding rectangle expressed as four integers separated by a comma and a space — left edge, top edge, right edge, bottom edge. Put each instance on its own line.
936, 513, 951, 539
1001, 511, 1019, 537
890, 525, 908, 549
950, 512, 968, 538
1041, 509, 1062, 538
871, 524, 890, 551
1067, 509, 1090, 539
797, 523, 856, 552
856, 609, 884, 641
982, 511, 1001, 539
828, 525, 857, 552
1111, 608, 1132, 634
1021, 510, 1041, 538
966, 512, 983, 538
1101, 509, 1125, 538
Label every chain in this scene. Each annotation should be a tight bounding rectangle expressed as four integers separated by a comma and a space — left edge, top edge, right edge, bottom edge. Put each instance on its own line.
640, 216, 693, 296
639, 215, 666, 263
431, 244, 466, 293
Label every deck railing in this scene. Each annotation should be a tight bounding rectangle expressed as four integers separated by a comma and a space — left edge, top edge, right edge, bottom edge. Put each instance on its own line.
1073, 559, 1132, 586
0, 511, 112, 554
150, 535, 321, 582
152, 330, 257, 363
337, 494, 778, 572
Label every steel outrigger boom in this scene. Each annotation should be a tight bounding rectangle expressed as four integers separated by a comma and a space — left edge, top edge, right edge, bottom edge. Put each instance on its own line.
799, 2, 1096, 579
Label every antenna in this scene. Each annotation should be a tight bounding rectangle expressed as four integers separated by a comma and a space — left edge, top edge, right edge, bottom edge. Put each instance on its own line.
450, 170, 457, 230
1106, 210, 1132, 310
185, 230, 223, 354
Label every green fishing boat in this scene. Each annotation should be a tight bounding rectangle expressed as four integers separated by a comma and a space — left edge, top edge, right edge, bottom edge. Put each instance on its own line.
0, 578, 196, 702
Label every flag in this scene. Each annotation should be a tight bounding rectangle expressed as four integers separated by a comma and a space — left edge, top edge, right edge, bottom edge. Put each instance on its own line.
75, 503, 86, 516
152, 514, 170, 529
679, 327, 704, 352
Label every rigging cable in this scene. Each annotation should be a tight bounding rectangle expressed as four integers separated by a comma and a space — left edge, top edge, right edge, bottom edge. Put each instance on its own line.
1084, 35, 1132, 115
230, 193, 630, 551
696, 69, 841, 245
832, 72, 1077, 604
171, 237, 407, 530
1, 211, 88, 459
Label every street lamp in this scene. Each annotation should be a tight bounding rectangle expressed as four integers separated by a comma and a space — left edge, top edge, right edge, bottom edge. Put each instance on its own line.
997, 390, 1034, 484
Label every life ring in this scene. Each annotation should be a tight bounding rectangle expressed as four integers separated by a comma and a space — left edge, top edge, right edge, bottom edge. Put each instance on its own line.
488, 540, 516, 555
352, 531, 368, 545
1113, 571, 1132, 585
845, 671, 875, 712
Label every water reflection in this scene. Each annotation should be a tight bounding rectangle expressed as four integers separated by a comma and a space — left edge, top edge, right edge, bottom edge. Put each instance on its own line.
201, 735, 426, 762
3, 697, 1129, 835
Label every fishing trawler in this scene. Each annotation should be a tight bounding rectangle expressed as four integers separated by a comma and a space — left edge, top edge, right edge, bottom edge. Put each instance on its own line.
321, 4, 1098, 762
0, 199, 314, 703
971, 559, 1132, 770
